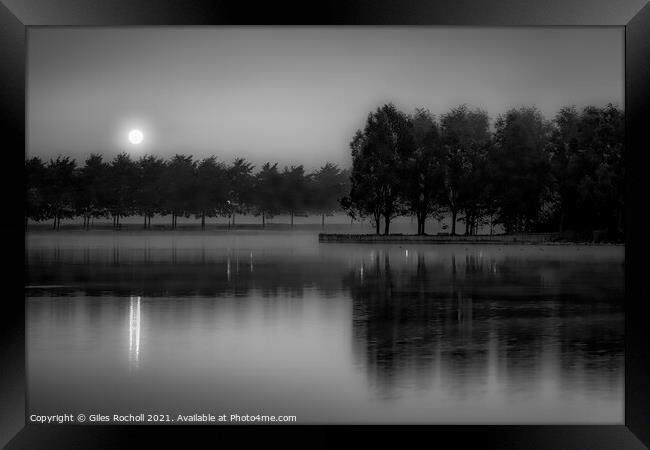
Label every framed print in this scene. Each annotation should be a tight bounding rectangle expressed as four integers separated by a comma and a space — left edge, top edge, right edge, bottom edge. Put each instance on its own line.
2, 0, 649, 448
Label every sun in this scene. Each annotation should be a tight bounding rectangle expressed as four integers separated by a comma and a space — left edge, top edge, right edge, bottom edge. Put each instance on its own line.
128, 129, 144, 145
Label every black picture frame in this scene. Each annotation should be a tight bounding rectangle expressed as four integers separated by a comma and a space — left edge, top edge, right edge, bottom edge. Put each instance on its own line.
2, 1, 649, 448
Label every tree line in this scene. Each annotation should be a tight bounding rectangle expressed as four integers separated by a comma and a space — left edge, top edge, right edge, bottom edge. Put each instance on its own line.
25, 102, 623, 238
342, 103, 624, 239
25, 154, 349, 230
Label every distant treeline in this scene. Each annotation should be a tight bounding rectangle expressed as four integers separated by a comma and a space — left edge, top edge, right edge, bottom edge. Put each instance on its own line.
26, 156, 350, 229
342, 103, 624, 239
25, 103, 623, 238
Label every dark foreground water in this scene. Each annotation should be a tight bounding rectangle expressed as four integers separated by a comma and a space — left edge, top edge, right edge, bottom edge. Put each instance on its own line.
25, 231, 624, 423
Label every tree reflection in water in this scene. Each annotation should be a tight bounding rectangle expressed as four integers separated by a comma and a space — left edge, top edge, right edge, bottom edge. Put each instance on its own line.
343, 248, 623, 400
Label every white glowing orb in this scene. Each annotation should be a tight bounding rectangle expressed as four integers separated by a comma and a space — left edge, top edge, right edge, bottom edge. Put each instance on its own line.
128, 129, 144, 145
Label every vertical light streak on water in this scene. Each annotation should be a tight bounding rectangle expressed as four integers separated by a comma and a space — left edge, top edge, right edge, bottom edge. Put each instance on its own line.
250, 251, 254, 273
136, 297, 141, 361
128, 301, 132, 355
129, 296, 141, 368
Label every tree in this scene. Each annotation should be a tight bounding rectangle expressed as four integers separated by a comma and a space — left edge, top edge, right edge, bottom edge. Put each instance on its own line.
42, 156, 77, 230
343, 103, 412, 235
340, 130, 382, 234
309, 162, 347, 228
25, 157, 49, 227
106, 153, 139, 229
254, 162, 283, 227
76, 154, 110, 229
280, 165, 308, 227
159, 154, 196, 229
194, 156, 228, 230
439, 105, 492, 235
548, 104, 624, 239
225, 158, 254, 227
135, 155, 166, 229
491, 107, 552, 233
402, 109, 445, 235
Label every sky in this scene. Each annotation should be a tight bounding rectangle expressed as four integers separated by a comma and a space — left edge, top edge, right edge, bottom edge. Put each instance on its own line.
27, 27, 623, 170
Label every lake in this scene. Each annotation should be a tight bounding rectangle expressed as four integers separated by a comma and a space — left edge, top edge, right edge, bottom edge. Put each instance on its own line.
25, 231, 624, 424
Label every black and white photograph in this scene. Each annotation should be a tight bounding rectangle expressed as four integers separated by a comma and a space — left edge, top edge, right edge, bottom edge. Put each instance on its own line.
24, 26, 625, 425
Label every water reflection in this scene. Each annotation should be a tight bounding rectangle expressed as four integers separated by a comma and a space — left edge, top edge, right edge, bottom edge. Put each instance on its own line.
26, 235, 624, 423
344, 249, 622, 402
128, 296, 141, 369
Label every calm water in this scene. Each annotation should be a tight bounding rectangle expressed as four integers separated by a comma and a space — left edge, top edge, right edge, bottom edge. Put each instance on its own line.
26, 231, 624, 424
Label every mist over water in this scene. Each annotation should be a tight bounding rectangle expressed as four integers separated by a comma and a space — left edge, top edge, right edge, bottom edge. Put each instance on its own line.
26, 231, 623, 423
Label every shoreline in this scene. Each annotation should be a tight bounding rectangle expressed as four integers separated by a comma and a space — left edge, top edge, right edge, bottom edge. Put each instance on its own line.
22, 227, 623, 245
318, 233, 623, 246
